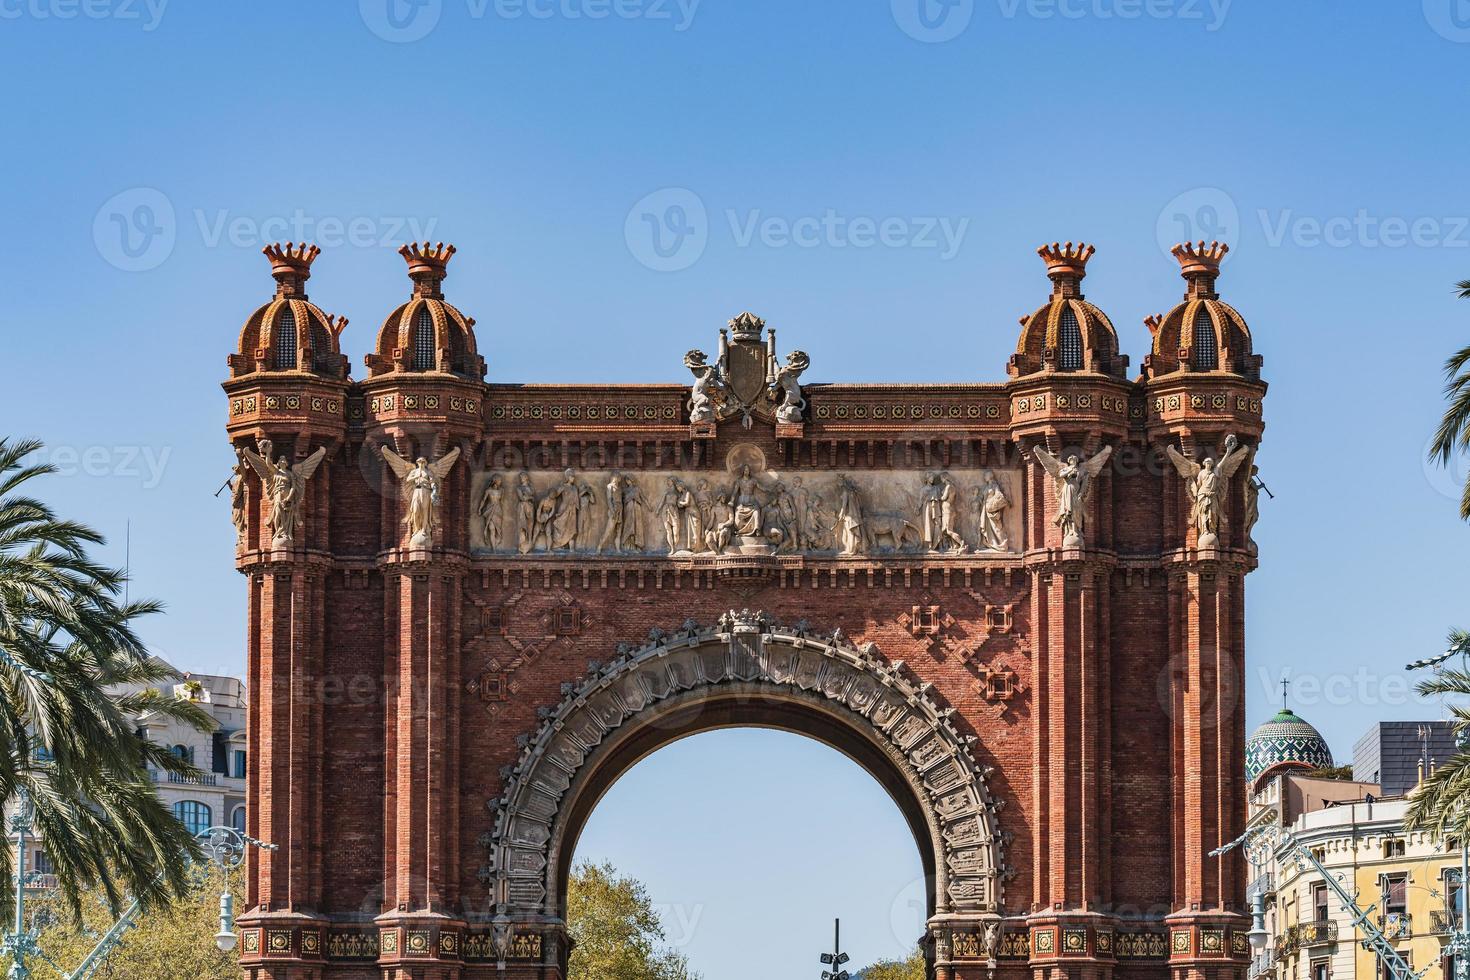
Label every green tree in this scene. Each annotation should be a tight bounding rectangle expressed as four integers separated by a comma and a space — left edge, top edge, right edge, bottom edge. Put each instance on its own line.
1407, 629, 1470, 837
1, 866, 242, 980
1430, 282, 1470, 518
0, 437, 212, 923
858, 945, 927, 980
566, 861, 700, 980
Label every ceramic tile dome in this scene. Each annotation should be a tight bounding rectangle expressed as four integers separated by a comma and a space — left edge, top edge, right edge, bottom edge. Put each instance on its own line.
1246, 708, 1333, 787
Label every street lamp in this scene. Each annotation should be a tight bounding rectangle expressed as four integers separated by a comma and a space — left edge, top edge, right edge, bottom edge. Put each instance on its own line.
818, 918, 850, 980
1246, 886, 1268, 951
1, 794, 275, 980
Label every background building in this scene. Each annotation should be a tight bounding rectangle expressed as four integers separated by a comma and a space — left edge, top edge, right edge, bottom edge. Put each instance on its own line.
1354, 722, 1458, 798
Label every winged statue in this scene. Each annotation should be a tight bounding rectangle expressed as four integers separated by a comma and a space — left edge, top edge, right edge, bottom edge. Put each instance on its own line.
1164, 434, 1250, 548
1033, 445, 1113, 548
381, 445, 462, 548
239, 440, 328, 548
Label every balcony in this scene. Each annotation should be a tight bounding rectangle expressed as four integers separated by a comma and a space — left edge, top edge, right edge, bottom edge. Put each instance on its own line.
148, 770, 218, 787
1382, 912, 1412, 940
1295, 920, 1338, 947
1249, 871, 1276, 898
1431, 909, 1458, 936
1248, 948, 1277, 979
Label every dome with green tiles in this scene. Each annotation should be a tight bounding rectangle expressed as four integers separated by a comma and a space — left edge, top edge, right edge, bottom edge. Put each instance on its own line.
1246, 708, 1333, 787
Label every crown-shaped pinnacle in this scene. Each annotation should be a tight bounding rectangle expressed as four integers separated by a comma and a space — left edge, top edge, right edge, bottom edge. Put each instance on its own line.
1144, 313, 1165, 337
262, 242, 320, 276
1170, 240, 1230, 275
326, 314, 349, 339
1036, 241, 1096, 277
399, 241, 457, 273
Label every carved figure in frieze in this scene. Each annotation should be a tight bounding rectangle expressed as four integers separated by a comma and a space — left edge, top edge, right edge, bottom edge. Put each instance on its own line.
620, 479, 648, 552
835, 476, 866, 556
788, 476, 811, 549
684, 349, 724, 423
922, 472, 966, 552
657, 477, 692, 553
596, 472, 626, 554
705, 493, 735, 554
515, 472, 538, 554
1033, 445, 1113, 549
545, 469, 593, 552
984, 922, 1002, 961
690, 479, 713, 552
240, 439, 328, 549
229, 449, 249, 543
806, 493, 834, 550
478, 474, 506, 550
770, 350, 810, 424
1164, 434, 1250, 549
771, 480, 798, 552
972, 470, 1010, 552
730, 464, 764, 538
381, 445, 461, 549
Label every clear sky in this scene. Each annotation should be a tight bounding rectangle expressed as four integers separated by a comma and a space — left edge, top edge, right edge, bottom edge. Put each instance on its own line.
4, 1, 1470, 976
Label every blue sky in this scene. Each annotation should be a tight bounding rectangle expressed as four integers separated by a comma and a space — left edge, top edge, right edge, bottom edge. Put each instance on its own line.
4, 1, 1470, 975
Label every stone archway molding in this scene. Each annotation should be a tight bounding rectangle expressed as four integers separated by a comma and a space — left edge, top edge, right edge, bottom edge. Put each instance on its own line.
482, 609, 1007, 923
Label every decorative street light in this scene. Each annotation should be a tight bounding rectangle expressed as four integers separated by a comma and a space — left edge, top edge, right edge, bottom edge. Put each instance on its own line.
819, 918, 850, 980
1, 789, 275, 980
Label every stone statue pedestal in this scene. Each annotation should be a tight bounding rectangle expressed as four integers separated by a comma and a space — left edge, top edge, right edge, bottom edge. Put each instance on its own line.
1196, 532, 1220, 549
409, 532, 433, 549
775, 422, 805, 440
689, 420, 717, 440
734, 535, 773, 556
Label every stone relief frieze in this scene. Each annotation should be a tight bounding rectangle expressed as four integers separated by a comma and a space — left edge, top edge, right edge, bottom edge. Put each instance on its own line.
470, 464, 1020, 558
481, 614, 1005, 921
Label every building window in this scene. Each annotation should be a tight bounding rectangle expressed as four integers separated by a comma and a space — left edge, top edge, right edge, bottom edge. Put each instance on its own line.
171, 744, 193, 764
1313, 882, 1330, 923
1058, 306, 1083, 370
1384, 838, 1407, 858
1385, 873, 1408, 914
32, 851, 53, 875
173, 800, 212, 837
1312, 958, 1330, 980
231, 807, 247, 833
412, 308, 435, 370
1191, 307, 1218, 370
232, 749, 248, 780
273, 308, 298, 370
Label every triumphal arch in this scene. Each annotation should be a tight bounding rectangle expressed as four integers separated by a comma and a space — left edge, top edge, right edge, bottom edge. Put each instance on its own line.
224, 238, 1263, 980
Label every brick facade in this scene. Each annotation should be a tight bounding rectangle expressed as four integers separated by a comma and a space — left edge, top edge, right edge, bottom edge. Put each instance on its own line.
224, 239, 1264, 980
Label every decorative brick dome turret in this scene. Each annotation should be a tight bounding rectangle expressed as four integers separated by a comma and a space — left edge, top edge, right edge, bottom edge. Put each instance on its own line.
228, 243, 350, 379
1143, 241, 1260, 380
366, 242, 486, 380
1008, 242, 1127, 378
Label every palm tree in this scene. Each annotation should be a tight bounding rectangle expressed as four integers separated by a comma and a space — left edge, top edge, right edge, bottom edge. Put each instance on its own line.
1429, 281, 1470, 518
0, 437, 212, 923
1405, 629, 1470, 838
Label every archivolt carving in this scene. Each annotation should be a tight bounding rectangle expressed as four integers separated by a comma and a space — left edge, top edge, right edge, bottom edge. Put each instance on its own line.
482, 613, 1005, 919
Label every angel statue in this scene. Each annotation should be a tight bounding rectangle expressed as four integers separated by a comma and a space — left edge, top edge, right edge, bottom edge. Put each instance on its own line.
381, 445, 462, 549
684, 349, 725, 424
1033, 445, 1114, 549
1164, 434, 1251, 549
770, 350, 810, 424
239, 439, 328, 549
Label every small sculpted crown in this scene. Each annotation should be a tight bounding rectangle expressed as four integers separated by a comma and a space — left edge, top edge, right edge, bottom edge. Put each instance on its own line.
1036, 241, 1095, 280
728, 311, 766, 341
262, 242, 320, 278
1144, 313, 1165, 337
1171, 240, 1229, 276
399, 241, 457, 276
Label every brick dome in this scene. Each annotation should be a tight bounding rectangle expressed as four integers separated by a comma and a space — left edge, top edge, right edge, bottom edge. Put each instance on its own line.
366, 242, 485, 380
1143, 241, 1260, 380
1246, 707, 1333, 789
229, 243, 349, 380
1008, 242, 1127, 378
